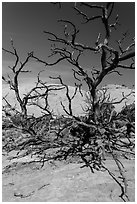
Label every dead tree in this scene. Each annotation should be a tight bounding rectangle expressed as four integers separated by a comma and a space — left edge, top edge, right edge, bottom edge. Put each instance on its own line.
2, 40, 65, 154
35, 2, 134, 201
2, 40, 65, 117
31, 2, 135, 123
2, 3, 135, 201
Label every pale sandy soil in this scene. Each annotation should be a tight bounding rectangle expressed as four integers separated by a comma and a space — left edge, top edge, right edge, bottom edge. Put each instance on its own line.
2, 154, 135, 202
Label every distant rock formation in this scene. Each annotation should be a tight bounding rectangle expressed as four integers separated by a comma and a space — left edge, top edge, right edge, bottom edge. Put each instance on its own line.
2, 83, 135, 117
101, 84, 135, 112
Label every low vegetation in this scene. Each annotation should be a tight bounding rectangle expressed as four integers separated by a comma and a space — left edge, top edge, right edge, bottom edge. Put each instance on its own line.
2, 2, 135, 202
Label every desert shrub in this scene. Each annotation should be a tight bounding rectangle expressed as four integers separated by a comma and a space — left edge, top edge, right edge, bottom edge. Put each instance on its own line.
119, 102, 135, 123
2, 117, 14, 129
2, 129, 23, 152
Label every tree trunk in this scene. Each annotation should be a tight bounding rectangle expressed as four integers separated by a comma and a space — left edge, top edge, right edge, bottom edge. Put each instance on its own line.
89, 86, 99, 123
21, 105, 27, 118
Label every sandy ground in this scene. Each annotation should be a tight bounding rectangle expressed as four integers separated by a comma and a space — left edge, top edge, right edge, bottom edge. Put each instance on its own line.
2, 153, 135, 202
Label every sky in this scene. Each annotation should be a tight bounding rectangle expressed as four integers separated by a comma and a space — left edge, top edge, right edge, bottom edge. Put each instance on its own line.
2, 2, 135, 90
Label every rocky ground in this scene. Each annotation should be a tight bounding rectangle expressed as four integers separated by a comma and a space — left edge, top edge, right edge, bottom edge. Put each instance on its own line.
2, 153, 135, 202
